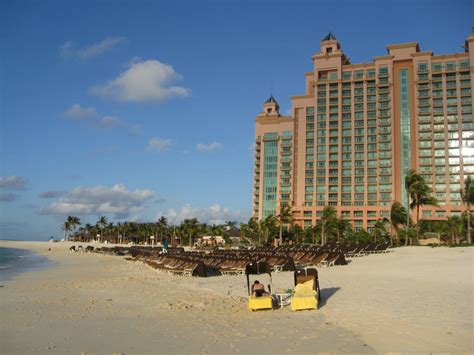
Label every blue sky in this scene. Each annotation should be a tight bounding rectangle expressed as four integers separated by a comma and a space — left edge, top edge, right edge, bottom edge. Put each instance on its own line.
1, 0, 472, 240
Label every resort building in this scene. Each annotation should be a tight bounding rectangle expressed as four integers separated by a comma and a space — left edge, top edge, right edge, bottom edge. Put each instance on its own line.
253, 32, 474, 231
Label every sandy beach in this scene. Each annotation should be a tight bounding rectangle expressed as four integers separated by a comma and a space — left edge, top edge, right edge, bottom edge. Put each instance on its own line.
0, 240, 472, 354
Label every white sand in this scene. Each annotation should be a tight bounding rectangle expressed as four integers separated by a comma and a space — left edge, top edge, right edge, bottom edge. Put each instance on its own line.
0, 240, 472, 354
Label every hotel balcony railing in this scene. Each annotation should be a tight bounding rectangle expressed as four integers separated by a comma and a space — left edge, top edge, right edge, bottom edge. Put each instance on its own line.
418, 108, 431, 114
378, 118, 391, 126
378, 111, 391, 118
418, 101, 431, 107
431, 75, 442, 82
417, 68, 429, 74
281, 141, 292, 147
379, 143, 391, 150
461, 90, 471, 97
378, 95, 391, 102
432, 91, 443, 97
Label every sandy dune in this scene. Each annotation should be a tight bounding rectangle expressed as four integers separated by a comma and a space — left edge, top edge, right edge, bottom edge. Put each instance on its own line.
0, 240, 472, 354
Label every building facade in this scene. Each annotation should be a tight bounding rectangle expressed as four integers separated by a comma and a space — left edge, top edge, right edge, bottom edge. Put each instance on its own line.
253, 32, 474, 231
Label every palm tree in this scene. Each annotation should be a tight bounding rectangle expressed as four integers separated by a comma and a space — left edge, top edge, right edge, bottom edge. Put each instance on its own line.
445, 215, 463, 245
276, 205, 292, 246
390, 202, 408, 246
261, 215, 277, 245
62, 220, 71, 241
157, 216, 168, 243
180, 218, 199, 247
224, 220, 237, 230
405, 169, 423, 230
66, 216, 80, 241
405, 169, 438, 228
372, 219, 388, 243
292, 224, 304, 244
460, 175, 474, 243
319, 206, 337, 245
96, 216, 108, 242
336, 217, 352, 242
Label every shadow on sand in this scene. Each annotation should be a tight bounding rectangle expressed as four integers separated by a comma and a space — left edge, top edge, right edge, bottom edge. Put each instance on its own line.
318, 287, 340, 308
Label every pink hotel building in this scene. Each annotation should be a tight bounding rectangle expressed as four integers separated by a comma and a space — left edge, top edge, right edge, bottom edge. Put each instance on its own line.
253, 32, 474, 231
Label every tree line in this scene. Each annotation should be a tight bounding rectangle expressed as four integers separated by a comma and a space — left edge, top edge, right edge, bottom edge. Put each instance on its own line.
61, 172, 474, 247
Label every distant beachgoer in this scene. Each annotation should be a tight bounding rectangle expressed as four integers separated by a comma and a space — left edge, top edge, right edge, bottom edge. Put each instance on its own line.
252, 280, 269, 297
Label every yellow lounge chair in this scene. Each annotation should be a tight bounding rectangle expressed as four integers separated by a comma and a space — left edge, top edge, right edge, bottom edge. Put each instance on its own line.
291, 278, 318, 311
248, 295, 273, 310
246, 261, 274, 311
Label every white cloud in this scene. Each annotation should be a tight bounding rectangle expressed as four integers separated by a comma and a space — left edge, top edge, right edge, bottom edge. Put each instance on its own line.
59, 37, 127, 60
63, 105, 136, 132
157, 204, 249, 225
0, 193, 17, 202
39, 191, 65, 199
98, 116, 121, 128
39, 184, 155, 219
128, 124, 143, 136
63, 104, 98, 119
196, 141, 223, 152
147, 137, 172, 152
90, 59, 190, 102
0, 176, 27, 190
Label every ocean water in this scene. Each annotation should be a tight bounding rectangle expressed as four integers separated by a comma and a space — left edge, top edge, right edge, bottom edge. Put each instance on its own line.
0, 247, 51, 283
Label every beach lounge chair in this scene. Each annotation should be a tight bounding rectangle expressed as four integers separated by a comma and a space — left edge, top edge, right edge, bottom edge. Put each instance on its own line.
246, 261, 273, 311
291, 268, 320, 311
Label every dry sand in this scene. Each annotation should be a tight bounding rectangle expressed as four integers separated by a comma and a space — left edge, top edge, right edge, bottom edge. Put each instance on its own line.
0, 240, 472, 354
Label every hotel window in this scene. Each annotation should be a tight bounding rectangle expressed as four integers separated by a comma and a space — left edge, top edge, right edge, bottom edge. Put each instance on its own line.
445, 62, 455, 71
378, 67, 388, 76
432, 63, 442, 72
354, 70, 364, 79
418, 62, 428, 72
343, 72, 352, 80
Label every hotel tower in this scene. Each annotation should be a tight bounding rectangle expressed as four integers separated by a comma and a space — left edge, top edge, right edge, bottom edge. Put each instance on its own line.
253, 32, 474, 231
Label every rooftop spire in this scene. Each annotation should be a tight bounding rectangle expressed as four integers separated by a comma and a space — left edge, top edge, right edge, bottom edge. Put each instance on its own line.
322, 31, 337, 42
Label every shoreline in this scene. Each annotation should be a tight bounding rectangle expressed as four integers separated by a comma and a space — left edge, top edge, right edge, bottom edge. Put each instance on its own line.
0, 240, 472, 354
0, 246, 53, 283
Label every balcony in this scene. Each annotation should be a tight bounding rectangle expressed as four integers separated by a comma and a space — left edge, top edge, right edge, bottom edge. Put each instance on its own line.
379, 118, 391, 126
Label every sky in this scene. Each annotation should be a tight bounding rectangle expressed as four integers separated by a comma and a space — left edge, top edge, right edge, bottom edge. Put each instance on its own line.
0, 0, 472, 240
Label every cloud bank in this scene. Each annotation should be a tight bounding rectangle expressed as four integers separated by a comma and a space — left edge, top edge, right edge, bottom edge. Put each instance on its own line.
157, 204, 249, 225
39, 184, 155, 219
90, 59, 190, 103
196, 141, 223, 152
147, 137, 173, 152
0, 176, 27, 190
60, 37, 127, 59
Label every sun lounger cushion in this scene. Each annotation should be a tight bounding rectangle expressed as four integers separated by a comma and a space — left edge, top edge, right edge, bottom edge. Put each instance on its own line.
294, 279, 315, 295
248, 296, 273, 310
291, 279, 317, 311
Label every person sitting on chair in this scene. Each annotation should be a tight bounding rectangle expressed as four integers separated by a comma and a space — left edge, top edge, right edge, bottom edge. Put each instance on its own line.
252, 280, 269, 297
